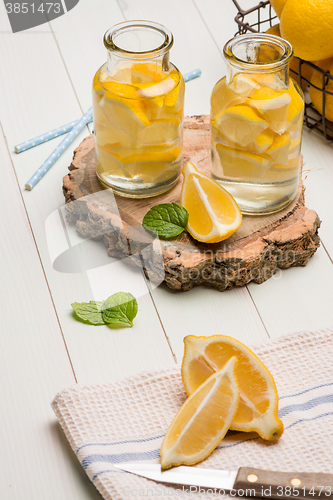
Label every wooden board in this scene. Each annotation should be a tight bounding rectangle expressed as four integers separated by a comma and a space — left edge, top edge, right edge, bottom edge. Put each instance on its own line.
63, 115, 321, 292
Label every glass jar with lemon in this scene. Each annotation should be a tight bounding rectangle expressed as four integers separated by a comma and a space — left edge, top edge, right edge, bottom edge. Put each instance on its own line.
93, 21, 184, 198
211, 34, 304, 215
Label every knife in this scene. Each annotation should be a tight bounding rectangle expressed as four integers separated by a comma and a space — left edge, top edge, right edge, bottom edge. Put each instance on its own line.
114, 463, 333, 498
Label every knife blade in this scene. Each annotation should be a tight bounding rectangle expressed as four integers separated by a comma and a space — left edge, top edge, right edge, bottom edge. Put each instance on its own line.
114, 463, 333, 498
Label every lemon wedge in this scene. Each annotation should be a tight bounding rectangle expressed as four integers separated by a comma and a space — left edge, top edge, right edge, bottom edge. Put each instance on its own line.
122, 148, 180, 182
216, 143, 274, 179
266, 132, 291, 165
95, 148, 125, 177
100, 95, 150, 133
180, 162, 242, 243
182, 335, 284, 441
160, 357, 240, 469
164, 74, 182, 107
212, 105, 269, 147
286, 81, 304, 127
136, 118, 180, 146
136, 76, 176, 99
249, 86, 291, 134
211, 78, 245, 117
250, 128, 275, 153
95, 125, 133, 150
228, 74, 261, 97
121, 148, 180, 165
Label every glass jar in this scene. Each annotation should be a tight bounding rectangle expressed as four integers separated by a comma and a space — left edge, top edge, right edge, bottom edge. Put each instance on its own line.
92, 21, 184, 198
211, 34, 304, 215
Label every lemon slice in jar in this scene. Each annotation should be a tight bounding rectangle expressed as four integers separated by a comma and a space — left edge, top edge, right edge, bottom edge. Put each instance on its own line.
228, 74, 261, 97
249, 86, 291, 134
212, 105, 269, 147
216, 143, 274, 179
136, 118, 180, 146
211, 78, 245, 117
266, 132, 291, 165
250, 128, 275, 153
286, 81, 304, 127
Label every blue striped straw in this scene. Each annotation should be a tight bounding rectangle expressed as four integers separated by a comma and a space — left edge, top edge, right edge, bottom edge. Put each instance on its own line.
15, 116, 93, 154
184, 68, 201, 82
16, 69, 201, 155
25, 108, 93, 191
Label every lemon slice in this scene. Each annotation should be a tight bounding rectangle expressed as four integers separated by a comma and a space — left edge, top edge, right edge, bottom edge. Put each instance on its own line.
121, 148, 180, 165
164, 74, 182, 107
131, 62, 163, 84
216, 143, 274, 179
180, 162, 242, 243
182, 335, 284, 441
95, 125, 133, 150
228, 74, 261, 97
212, 105, 269, 147
136, 118, 180, 146
121, 147, 181, 182
250, 128, 275, 153
136, 76, 176, 99
249, 87, 291, 134
211, 78, 245, 117
286, 81, 304, 128
289, 134, 302, 154
95, 148, 125, 177
100, 95, 150, 134
160, 357, 240, 469
266, 132, 291, 165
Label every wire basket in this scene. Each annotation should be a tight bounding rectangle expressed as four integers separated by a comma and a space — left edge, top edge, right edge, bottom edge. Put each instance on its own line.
232, 0, 333, 140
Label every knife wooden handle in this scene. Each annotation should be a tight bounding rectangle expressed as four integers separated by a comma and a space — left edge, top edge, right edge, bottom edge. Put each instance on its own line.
234, 467, 333, 499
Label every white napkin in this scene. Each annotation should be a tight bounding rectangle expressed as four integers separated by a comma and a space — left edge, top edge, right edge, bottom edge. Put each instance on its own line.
52, 327, 333, 499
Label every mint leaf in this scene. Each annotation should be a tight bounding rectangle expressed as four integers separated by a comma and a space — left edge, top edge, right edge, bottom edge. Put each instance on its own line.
102, 292, 138, 328
71, 301, 104, 325
142, 202, 189, 240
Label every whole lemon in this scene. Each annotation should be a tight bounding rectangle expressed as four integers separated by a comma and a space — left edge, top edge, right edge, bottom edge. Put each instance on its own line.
309, 58, 333, 121
280, 0, 333, 62
270, 0, 289, 18
265, 24, 281, 37
265, 24, 312, 90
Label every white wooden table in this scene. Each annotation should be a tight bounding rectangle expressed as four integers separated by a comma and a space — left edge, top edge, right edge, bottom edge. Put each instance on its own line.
1, 1, 333, 498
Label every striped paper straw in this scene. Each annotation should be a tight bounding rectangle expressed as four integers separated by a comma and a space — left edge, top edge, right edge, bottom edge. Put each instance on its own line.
184, 68, 201, 81
25, 107, 93, 191
15, 115, 93, 154
16, 69, 200, 155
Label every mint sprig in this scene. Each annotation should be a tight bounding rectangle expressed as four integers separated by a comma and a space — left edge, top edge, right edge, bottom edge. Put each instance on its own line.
142, 202, 189, 240
71, 301, 104, 325
102, 292, 138, 328
71, 292, 138, 328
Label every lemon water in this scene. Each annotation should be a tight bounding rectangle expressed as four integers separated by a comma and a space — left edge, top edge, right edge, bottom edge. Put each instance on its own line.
93, 62, 184, 198
211, 74, 304, 214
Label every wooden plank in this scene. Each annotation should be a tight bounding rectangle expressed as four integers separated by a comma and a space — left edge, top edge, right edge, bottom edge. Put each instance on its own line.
0, 133, 101, 499
0, 9, 174, 385
247, 245, 333, 337
146, 282, 269, 362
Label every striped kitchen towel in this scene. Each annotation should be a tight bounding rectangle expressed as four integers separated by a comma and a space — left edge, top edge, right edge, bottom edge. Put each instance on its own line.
52, 328, 333, 500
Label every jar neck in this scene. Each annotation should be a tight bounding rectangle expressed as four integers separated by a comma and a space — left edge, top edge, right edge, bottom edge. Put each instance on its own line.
103, 20, 173, 83
224, 34, 293, 88
105, 51, 170, 83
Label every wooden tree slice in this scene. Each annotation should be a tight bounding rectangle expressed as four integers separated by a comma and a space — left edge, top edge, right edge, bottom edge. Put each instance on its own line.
63, 115, 321, 292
